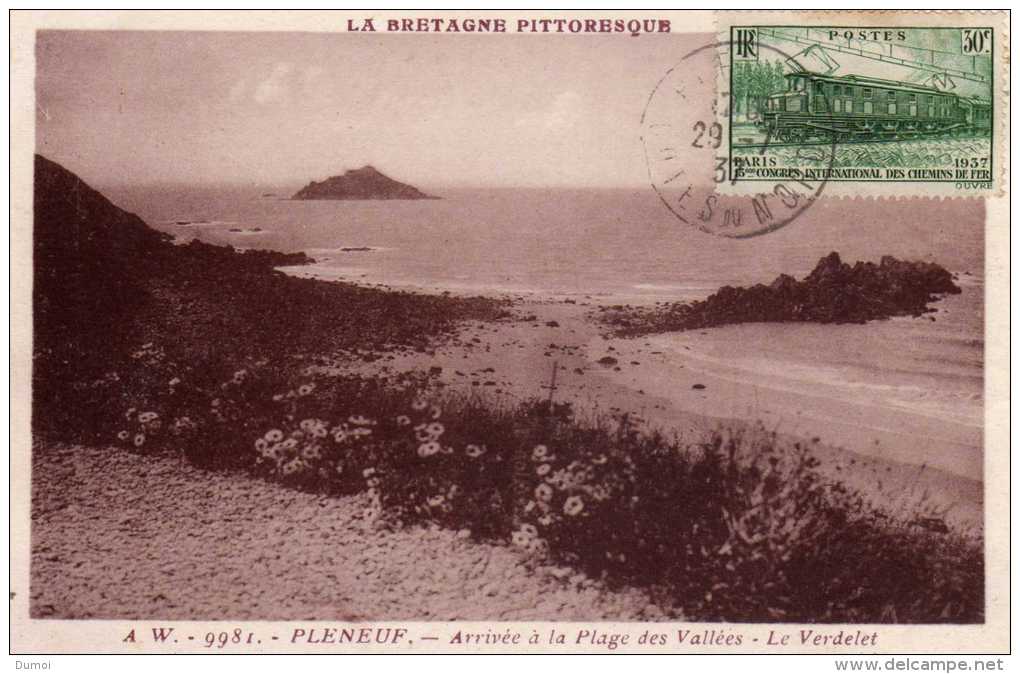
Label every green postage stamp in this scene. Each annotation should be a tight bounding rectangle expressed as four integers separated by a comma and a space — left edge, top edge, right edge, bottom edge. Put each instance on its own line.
721, 20, 1002, 195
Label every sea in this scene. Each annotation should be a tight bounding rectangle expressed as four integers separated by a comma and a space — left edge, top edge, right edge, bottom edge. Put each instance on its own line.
102, 185, 985, 479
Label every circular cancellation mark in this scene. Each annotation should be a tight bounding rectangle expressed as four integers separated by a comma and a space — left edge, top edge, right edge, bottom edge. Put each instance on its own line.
641, 40, 837, 239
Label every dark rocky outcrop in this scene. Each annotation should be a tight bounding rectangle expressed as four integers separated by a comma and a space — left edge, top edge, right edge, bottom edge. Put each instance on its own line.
32, 155, 501, 442
602, 252, 962, 336
293, 166, 436, 200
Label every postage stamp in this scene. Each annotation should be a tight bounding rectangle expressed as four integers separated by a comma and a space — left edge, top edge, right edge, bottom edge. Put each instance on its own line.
8, 9, 1011, 661
716, 14, 1006, 197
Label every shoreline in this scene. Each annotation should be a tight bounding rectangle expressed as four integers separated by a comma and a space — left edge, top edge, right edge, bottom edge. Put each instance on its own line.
326, 292, 982, 529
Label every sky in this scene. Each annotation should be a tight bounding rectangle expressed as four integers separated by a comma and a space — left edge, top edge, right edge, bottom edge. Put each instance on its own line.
35, 30, 690, 188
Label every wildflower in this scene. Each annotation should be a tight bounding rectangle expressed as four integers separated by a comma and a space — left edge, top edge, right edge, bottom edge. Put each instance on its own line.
414, 424, 432, 443
265, 429, 284, 442
511, 531, 531, 548
417, 441, 441, 458
528, 538, 548, 555
592, 454, 608, 465
563, 496, 584, 516
366, 477, 380, 488
411, 399, 429, 411
396, 415, 411, 426
589, 485, 610, 501
349, 415, 374, 426
312, 427, 328, 439
133, 433, 146, 447
366, 487, 380, 501
301, 445, 321, 460
465, 444, 485, 458
536, 463, 551, 476
117, 430, 129, 441
139, 411, 158, 423
300, 419, 317, 432
520, 523, 538, 538
426, 422, 444, 438
298, 383, 315, 396
281, 438, 298, 450
538, 515, 553, 527
427, 495, 445, 507
232, 369, 248, 384
440, 445, 454, 454
254, 438, 268, 452
282, 461, 299, 476
535, 484, 553, 503
353, 427, 372, 437
362, 468, 376, 478
430, 405, 442, 420
125, 407, 136, 420
532, 444, 549, 461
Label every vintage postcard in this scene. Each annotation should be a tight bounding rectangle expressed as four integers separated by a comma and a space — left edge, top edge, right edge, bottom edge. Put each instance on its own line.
8, 9, 1010, 657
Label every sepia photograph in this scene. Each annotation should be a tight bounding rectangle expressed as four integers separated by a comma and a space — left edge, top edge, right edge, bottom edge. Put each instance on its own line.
9, 9, 1010, 656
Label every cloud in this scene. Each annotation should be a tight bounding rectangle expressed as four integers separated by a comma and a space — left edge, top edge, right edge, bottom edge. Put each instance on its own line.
252, 62, 293, 104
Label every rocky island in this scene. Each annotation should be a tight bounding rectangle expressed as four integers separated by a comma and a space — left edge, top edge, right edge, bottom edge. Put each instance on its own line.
293, 166, 436, 200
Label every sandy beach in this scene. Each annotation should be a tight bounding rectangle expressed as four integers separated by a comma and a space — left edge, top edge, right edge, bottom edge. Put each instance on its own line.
335, 294, 983, 529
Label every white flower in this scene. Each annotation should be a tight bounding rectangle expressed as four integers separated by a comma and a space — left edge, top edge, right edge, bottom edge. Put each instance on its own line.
535, 484, 553, 502
426, 422, 444, 438
592, 454, 608, 465
430, 405, 442, 420
254, 438, 268, 452
301, 445, 321, 460
362, 467, 376, 478
532, 445, 549, 461
563, 495, 584, 516
536, 463, 551, 476
169, 377, 181, 387
139, 411, 158, 423
395, 415, 411, 426
417, 442, 441, 458
265, 429, 284, 442
116, 430, 129, 441
511, 531, 531, 548
520, 523, 538, 538
465, 444, 485, 458
298, 383, 315, 396
411, 399, 429, 411
133, 433, 146, 447
427, 495, 445, 507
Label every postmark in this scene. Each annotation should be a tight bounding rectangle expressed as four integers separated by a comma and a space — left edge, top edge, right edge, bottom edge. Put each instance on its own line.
717, 20, 1001, 196
641, 40, 837, 238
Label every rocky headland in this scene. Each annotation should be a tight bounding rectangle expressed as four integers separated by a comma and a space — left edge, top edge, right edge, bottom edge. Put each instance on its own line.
600, 252, 962, 336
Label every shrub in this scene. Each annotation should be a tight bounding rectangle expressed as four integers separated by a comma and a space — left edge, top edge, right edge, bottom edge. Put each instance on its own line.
97, 342, 982, 623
